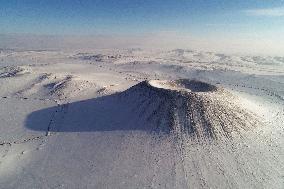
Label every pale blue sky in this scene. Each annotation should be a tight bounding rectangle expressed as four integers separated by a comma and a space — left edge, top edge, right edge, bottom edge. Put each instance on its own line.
1, 0, 284, 54
0, 0, 283, 36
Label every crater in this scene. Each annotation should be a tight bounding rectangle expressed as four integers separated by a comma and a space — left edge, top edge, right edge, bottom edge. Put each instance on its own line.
148, 79, 217, 93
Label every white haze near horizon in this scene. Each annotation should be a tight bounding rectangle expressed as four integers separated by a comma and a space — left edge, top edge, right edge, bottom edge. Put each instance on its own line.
1, 32, 284, 56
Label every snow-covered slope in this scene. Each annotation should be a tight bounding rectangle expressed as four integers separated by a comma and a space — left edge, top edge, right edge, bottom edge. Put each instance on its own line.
0, 49, 283, 188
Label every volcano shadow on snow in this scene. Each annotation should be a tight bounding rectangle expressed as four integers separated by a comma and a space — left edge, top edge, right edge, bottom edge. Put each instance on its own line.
24, 92, 153, 133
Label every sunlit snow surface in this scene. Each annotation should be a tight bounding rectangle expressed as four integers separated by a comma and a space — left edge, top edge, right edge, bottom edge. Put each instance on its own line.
0, 48, 283, 188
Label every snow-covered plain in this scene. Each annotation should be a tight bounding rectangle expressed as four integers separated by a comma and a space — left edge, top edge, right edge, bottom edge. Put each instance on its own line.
0, 48, 283, 188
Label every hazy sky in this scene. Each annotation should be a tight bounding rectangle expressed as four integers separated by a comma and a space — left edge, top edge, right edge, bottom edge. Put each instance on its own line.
1, 0, 284, 54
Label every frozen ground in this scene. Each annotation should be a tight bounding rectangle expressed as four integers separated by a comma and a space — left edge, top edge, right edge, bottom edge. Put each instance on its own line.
0, 48, 283, 188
